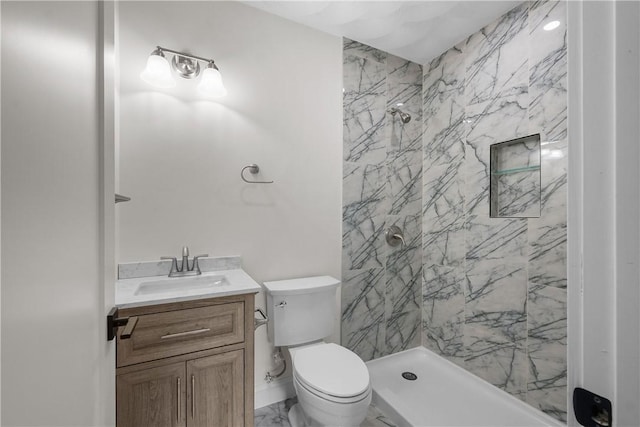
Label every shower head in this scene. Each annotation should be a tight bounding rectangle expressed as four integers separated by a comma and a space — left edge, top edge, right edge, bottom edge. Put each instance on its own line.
388, 107, 411, 123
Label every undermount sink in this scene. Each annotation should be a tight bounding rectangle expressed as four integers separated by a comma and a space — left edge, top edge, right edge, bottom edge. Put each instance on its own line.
134, 275, 229, 296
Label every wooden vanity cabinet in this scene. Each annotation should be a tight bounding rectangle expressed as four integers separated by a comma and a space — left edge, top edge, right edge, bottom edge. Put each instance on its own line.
115, 293, 255, 427
117, 362, 186, 427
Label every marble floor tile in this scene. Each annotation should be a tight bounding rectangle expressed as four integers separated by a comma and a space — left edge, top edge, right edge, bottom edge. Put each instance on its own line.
255, 400, 396, 427
254, 400, 291, 427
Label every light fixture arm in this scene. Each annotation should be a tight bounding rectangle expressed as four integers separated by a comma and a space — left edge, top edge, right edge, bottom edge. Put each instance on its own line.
156, 46, 218, 69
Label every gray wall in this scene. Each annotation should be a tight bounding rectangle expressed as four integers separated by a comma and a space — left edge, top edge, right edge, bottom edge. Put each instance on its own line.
421, 1, 567, 421
341, 39, 423, 361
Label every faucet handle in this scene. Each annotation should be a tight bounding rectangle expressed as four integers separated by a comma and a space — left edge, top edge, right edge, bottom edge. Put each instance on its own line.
192, 254, 209, 274
160, 257, 179, 275
182, 246, 189, 257
385, 225, 406, 247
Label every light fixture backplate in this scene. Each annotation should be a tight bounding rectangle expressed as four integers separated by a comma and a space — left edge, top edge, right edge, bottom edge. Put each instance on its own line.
171, 55, 201, 79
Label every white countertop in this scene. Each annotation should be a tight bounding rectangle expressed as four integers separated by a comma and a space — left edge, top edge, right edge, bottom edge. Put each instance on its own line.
115, 269, 261, 309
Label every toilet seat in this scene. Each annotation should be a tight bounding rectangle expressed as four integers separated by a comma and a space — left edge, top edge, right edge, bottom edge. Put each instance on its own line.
293, 374, 371, 404
292, 343, 370, 400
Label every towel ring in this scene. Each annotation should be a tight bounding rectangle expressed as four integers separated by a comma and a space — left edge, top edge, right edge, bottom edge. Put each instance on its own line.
241, 164, 274, 184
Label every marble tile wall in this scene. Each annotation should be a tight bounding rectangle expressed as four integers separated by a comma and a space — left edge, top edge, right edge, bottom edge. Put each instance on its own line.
342, 39, 423, 361
421, 1, 567, 422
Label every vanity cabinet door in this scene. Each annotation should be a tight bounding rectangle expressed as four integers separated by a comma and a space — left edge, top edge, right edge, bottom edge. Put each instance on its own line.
117, 362, 186, 427
187, 350, 244, 427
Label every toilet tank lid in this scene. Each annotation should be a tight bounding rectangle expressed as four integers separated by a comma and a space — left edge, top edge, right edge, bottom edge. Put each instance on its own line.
263, 276, 340, 295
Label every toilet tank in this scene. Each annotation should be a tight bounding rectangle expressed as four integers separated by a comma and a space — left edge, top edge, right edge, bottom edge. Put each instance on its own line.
263, 276, 340, 346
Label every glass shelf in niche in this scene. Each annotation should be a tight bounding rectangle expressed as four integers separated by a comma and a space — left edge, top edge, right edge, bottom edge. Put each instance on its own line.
490, 134, 541, 218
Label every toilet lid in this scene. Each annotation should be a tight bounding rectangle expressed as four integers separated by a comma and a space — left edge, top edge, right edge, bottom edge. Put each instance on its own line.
293, 343, 370, 398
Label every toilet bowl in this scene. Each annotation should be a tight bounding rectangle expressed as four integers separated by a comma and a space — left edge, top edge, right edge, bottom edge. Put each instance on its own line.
288, 342, 372, 427
262, 276, 372, 427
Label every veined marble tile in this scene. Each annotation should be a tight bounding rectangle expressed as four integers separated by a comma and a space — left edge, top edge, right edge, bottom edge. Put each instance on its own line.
527, 383, 567, 423
387, 107, 422, 159
388, 53, 422, 86
198, 256, 242, 272
422, 264, 465, 366
343, 162, 388, 220
387, 54, 422, 114
494, 170, 541, 217
465, 94, 529, 218
529, 0, 567, 141
465, 93, 530, 175
464, 95, 529, 260
423, 46, 465, 149
387, 54, 423, 148
423, 120, 465, 267
465, 258, 528, 343
118, 256, 241, 280
424, 43, 465, 108
343, 53, 387, 164
465, 2, 529, 105
343, 162, 388, 270
423, 220, 465, 268
420, 1, 566, 416
422, 163, 465, 267
493, 137, 540, 171
386, 309, 421, 355
343, 38, 386, 63
528, 220, 567, 289
118, 260, 173, 279
528, 284, 567, 349
423, 98, 464, 160
465, 214, 528, 261
539, 139, 567, 213
388, 131, 422, 167
254, 400, 291, 427
388, 159, 422, 217
528, 139, 567, 288
342, 214, 386, 271
490, 135, 541, 218
464, 328, 528, 398
341, 268, 386, 361
385, 214, 422, 317
527, 283, 567, 421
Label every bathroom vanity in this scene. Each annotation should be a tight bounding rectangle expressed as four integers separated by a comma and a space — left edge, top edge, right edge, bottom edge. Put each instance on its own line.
114, 260, 260, 427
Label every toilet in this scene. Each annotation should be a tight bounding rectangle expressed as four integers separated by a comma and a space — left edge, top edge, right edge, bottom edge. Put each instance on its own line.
263, 276, 372, 427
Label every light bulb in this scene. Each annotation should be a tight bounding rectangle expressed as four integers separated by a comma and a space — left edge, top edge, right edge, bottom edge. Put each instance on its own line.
140, 49, 175, 89
198, 63, 227, 98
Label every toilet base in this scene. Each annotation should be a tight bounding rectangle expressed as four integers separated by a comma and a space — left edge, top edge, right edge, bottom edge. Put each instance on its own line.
288, 403, 306, 427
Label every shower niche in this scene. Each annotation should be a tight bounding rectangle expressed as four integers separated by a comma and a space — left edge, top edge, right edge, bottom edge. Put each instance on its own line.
490, 134, 541, 218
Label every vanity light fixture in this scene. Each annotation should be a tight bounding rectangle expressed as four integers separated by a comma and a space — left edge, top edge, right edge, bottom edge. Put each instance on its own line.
140, 46, 227, 98
198, 61, 227, 98
140, 48, 175, 88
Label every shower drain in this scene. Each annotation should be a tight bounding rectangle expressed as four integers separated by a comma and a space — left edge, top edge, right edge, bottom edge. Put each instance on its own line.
401, 371, 417, 381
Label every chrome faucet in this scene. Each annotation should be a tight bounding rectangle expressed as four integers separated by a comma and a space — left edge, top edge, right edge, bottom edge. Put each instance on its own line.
161, 246, 209, 277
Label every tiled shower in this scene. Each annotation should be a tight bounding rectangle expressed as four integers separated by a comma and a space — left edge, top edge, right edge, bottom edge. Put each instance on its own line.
342, 0, 567, 423
342, 39, 424, 360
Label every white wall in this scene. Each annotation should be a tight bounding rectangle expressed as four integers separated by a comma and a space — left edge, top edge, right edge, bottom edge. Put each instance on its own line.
614, 2, 640, 425
0, 2, 3, 421
568, 1, 640, 425
1, 2, 111, 425
117, 1, 342, 397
